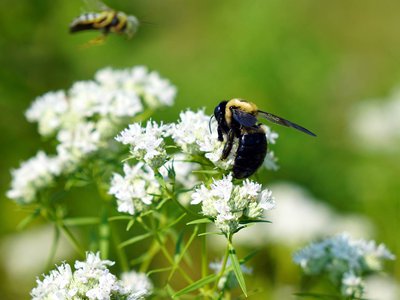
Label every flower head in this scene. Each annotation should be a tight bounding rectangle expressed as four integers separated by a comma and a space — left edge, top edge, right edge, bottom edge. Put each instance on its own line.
109, 163, 160, 215
293, 233, 395, 298
7, 151, 62, 204
31, 252, 151, 300
191, 175, 275, 235
116, 121, 171, 169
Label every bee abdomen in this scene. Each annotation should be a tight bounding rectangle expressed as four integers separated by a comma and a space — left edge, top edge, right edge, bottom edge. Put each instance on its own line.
233, 132, 267, 179
69, 12, 107, 33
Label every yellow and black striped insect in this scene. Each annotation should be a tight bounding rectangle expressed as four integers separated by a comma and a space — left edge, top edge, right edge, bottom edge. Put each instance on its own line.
213, 99, 316, 179
69, 2, 139, 42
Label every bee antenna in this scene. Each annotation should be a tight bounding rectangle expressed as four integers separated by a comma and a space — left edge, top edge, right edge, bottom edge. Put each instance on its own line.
209, 115, 215, 134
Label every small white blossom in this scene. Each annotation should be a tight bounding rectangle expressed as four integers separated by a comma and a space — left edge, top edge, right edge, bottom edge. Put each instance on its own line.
31, 252, 147, 300
7, 151, 62, 204
25, 91, 68, 136
116, 121, 170, 168
293, 233, 395, 298
120, 271, 153, 298
191, 175, 275, 235
341, 271, 364, 298
142, 71, 177, 108
109, 163, 160, 215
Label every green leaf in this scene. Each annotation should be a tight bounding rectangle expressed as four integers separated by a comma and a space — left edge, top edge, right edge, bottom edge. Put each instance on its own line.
187, 218, 212, 225
239, 219, 272, 224
173, 274, 218, 297
63, 217, 99, 226
198, 231, 223, 237
147, 266, 173, 276
126, 218, 135, 231
119, 232, 152, 248
16, 209, 40, 230
229, 245, 247, 297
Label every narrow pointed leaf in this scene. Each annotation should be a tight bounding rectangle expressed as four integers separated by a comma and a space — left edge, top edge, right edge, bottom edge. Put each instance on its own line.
173, 274, 217, 297
229, 245, 247, 297
119, 232, 152, 248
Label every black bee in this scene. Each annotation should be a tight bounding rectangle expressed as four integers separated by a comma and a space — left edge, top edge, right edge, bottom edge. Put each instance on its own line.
213, 99, 316, 179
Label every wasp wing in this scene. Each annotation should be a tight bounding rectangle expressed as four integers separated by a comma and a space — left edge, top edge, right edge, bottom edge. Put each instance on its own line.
258, 110, 316, 136
232, 108, 258, 127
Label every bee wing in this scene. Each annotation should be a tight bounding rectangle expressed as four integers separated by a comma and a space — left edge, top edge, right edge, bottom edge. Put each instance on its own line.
232, 108, 258, 127
83, 0, 111, 12
258, 110, 317, 136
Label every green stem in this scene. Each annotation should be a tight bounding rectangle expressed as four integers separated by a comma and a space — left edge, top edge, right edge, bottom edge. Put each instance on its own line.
212, 237, 231, 296
110, 222, 129, 272
58, 223, 85, 257
46, 225, 60, 269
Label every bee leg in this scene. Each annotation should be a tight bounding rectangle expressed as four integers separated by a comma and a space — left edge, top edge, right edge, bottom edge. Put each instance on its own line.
221, 130, 234, 160
217, 126, 224, 142
83, 33, 107, 48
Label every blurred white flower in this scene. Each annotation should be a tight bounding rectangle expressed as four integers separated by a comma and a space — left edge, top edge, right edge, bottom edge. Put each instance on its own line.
191, 174, 275, 235
293, 233, 395, 298
364, 275, 400, 300
109, 163, 160, 215
341, 271, 364, 298
25, 91, 68, 136
116, 121, 171, 168
95, 66, 177, 109
120, 271, 153, 298
31, 252, 149, 300
7, 151, 62, 204
350, 88, 400, 151
234, 182, 373, 247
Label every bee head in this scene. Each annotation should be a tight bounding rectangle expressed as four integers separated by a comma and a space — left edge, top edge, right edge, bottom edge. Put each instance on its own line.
214, 101, 228, 125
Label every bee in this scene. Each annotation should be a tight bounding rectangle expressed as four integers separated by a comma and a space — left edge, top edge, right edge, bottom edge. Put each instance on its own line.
69, 2, 139, 42
213, 99, 316, 179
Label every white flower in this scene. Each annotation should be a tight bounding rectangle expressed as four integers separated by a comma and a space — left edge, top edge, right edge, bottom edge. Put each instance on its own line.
31, 252, 145, 300
120, 271, 153, 298
109, 163, 160, 215
142, 71, 177, 108
170, 109, 211, 154
25, 91, 68, 136
116, 121, 170, 168
7, 151, 61, 204
191, 175, 274, 235
341, 271, 364, 298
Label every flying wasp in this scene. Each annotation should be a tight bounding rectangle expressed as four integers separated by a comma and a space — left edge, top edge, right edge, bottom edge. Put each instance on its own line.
69, 1, 139, 43
213, 99, 316, 179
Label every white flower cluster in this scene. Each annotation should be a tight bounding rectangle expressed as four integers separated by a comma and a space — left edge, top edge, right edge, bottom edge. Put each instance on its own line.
191, 174, 275, 235
7, 151, 62, 204
31, 252, 152, 300
109, 163, 160, 215
116, 121, 171, 169
293, 233, 395, 298
8, 66, 176, 204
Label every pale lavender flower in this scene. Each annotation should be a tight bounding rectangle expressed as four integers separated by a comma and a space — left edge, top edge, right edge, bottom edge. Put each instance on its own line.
293, 233, 395, 298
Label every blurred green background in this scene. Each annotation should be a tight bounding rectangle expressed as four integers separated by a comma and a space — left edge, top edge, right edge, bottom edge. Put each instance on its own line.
1, 0, 399, 299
